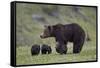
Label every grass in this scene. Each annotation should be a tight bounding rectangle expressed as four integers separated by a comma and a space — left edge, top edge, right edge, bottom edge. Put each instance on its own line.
16, 41, 96, 65
16, 3, 97, 65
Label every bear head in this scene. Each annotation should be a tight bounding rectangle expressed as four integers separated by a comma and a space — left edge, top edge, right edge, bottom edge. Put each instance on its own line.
40, 25, 53, 38
40, 24, 64, 38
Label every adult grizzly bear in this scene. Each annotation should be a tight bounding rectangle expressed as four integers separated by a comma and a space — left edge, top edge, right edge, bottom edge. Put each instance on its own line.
40, 23, 85, 54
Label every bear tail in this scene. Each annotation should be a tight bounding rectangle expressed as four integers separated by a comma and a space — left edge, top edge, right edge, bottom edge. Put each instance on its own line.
86, 31, 91, 41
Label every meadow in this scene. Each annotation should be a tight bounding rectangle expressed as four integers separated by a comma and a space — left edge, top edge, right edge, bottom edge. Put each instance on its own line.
16, 3, 97, 65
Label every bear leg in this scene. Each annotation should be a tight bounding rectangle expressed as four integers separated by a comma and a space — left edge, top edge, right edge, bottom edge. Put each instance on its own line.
48, 49, 51, 54
73, 41, 84, 53
56, 44, 67, 54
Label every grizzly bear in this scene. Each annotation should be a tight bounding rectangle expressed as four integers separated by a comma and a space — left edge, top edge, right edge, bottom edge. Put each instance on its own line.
41, 44, 52, 54
40, 23, 85, 54
31, 44, 40, 55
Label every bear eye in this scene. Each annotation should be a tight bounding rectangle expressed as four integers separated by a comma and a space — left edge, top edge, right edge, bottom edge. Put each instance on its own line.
43, 28, 50, 36
45, 29, 50, 34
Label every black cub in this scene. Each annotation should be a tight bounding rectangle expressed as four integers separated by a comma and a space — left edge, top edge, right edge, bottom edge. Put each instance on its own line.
31, 44, 40, 55
41, 44, 52, 54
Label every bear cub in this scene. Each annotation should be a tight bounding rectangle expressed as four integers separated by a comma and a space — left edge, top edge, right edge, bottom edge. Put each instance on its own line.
41, 44, 52, 54
31, 44, 40, 55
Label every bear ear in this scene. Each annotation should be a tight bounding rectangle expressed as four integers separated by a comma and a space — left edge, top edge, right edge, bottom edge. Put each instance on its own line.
48, 26, 53, 32
44, 25, 53, 31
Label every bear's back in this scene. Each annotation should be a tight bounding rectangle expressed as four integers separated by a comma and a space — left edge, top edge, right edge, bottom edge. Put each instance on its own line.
64, 23, 85, 33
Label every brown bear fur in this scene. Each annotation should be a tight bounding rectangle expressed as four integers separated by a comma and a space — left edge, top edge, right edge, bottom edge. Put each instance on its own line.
40, 23, 85, 54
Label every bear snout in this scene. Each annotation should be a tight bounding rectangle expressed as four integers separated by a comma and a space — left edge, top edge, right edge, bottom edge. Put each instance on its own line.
40, 34, 45, 38
40, 33, 48, 38
40, 35, 43, 38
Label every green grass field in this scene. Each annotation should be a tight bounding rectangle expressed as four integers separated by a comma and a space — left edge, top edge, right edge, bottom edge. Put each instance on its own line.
16, 3, 97, 65
16, 41, 96, 65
